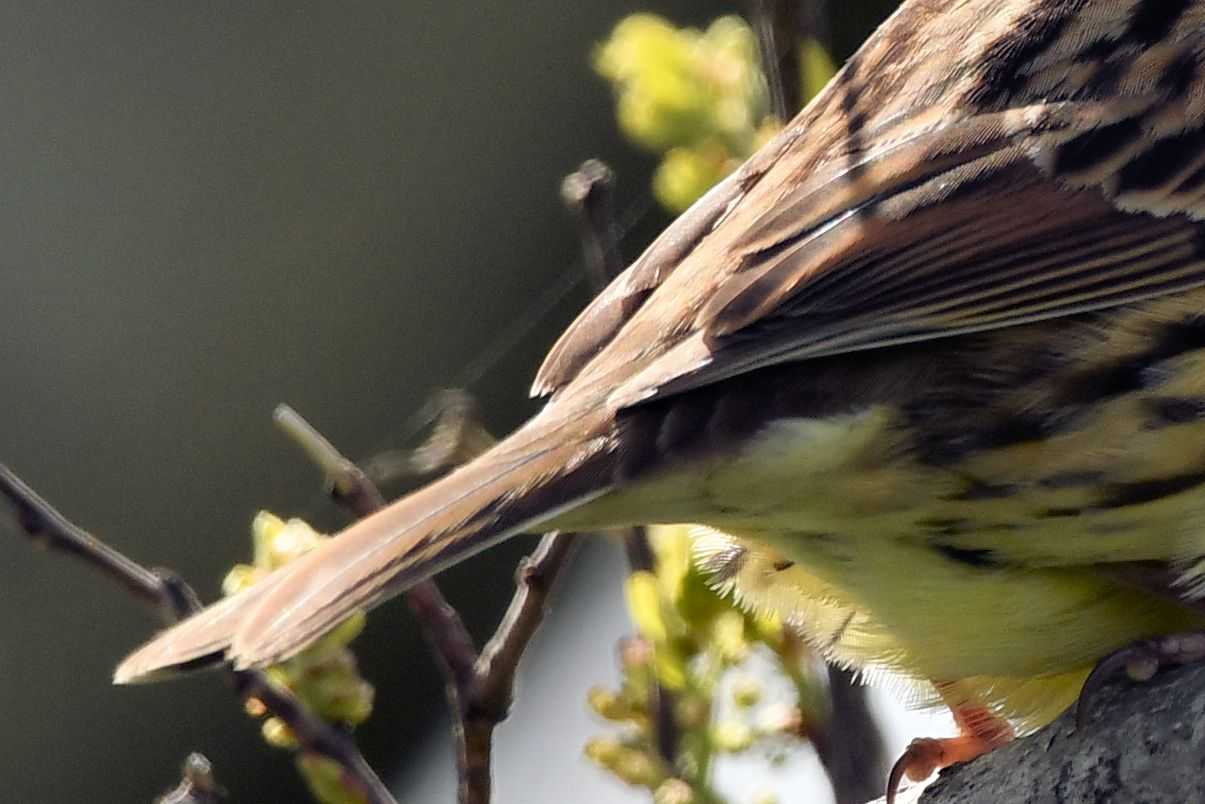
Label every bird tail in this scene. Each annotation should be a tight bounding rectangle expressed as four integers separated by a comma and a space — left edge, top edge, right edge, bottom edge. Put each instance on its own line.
113, 417, 613, 683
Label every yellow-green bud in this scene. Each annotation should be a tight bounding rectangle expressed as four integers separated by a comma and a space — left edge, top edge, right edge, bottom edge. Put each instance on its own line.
588, 686, 630, 721
262, 717, 298, 749
584, 736, 624, 768
731, 675, 762, 708
653, 778, 696, 804
712, 720, 754, 753
711, 610, 750, 665
613, 747, 667, 788
221, 563, 263, 597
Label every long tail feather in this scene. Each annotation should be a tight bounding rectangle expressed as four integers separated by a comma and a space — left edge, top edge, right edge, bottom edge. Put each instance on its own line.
114, 419, 613, 683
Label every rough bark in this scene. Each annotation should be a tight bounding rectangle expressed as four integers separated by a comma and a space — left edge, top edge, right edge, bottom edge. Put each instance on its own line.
914, 663, 1205, 803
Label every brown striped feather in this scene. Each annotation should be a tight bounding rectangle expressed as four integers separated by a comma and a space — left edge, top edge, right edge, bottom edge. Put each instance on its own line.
117, 0, 1205, 682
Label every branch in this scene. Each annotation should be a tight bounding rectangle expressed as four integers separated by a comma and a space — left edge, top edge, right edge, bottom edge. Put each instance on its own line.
560, 159, 623, 288
813, 665, 888, 804
747, 0, 804, 120
463, 532, 578, 800
358, 389, 497, 488
875, 664, 1205, 803
156, 753, 225, 804
275, 404, 578, 804
0, 464, 398, 804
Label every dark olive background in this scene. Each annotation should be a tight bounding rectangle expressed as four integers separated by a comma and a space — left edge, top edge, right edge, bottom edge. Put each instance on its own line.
0, 3, 896, 802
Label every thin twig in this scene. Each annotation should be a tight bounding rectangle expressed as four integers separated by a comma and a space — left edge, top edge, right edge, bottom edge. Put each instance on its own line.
358, 390, 497, 488
562, 159, 682, 766
748, 0, 804, 120
463, 532, 578, 802
156, 753, 225, 804
276, 403, 578, 804
473, 534, 576, 710
0, 463, 398, 804
560, 159, 623, 288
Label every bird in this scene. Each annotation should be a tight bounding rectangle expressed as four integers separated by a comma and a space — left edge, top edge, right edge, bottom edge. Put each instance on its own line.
116, 0, 1205, 793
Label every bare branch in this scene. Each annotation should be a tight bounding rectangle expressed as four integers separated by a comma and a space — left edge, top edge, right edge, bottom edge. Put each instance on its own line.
747, 0, 804, 120
560, 159, 623, 288
454, 531, 576, 803
356, 389, 497, 487
0, 465, 194, 620
0, 463, 397, 804
155, 753, 225, 804
474, 532, 578, 715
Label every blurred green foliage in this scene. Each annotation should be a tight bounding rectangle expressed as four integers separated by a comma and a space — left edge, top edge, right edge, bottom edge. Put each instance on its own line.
585, 525, 830, 804
595, 12, 836, 213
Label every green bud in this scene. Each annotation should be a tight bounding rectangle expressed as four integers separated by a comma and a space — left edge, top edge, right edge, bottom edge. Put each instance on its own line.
625, 571, 669, 645
711, 610, 751, 665
731, 676, 762, 708
800, 38, 838, 101
221, 563, 262, 597
653, 778, 696, 804
588, 686, 630, 721
620, 636, 655, 670
259, 514, 325, 570
584, 736, 624, 769
712, 720, 754, 753
613, 747, 667, 788
262, 717, 298, 749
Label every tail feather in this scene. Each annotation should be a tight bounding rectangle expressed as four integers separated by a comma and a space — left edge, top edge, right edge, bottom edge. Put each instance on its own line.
114, 421, 613, 683
112, 568, 288, 683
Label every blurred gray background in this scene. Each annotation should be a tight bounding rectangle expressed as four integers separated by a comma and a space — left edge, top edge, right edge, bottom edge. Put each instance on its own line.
0, 2, 898, 802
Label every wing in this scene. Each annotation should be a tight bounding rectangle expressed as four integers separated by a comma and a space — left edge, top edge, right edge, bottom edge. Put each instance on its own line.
542, 2, 1205, 407
609, 101, 1205, 405
532, 170, 748, 397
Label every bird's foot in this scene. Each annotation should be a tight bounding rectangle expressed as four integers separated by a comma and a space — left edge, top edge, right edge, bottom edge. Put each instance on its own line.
1077, 631, 1205, 729
886, 700, 1013, 804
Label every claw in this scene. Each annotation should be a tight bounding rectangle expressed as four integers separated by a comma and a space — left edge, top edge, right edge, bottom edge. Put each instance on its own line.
1077, 640, 1157, 730
887, 686, 1013, 803
887, 736, 987, 804
1077, 631, 1205, 730
886, 738, 941, 804
886, 753, 906, 804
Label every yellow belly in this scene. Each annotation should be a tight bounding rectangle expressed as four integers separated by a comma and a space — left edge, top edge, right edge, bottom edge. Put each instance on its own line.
694, 523, 1204, 728
680, 403, 1205, 729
